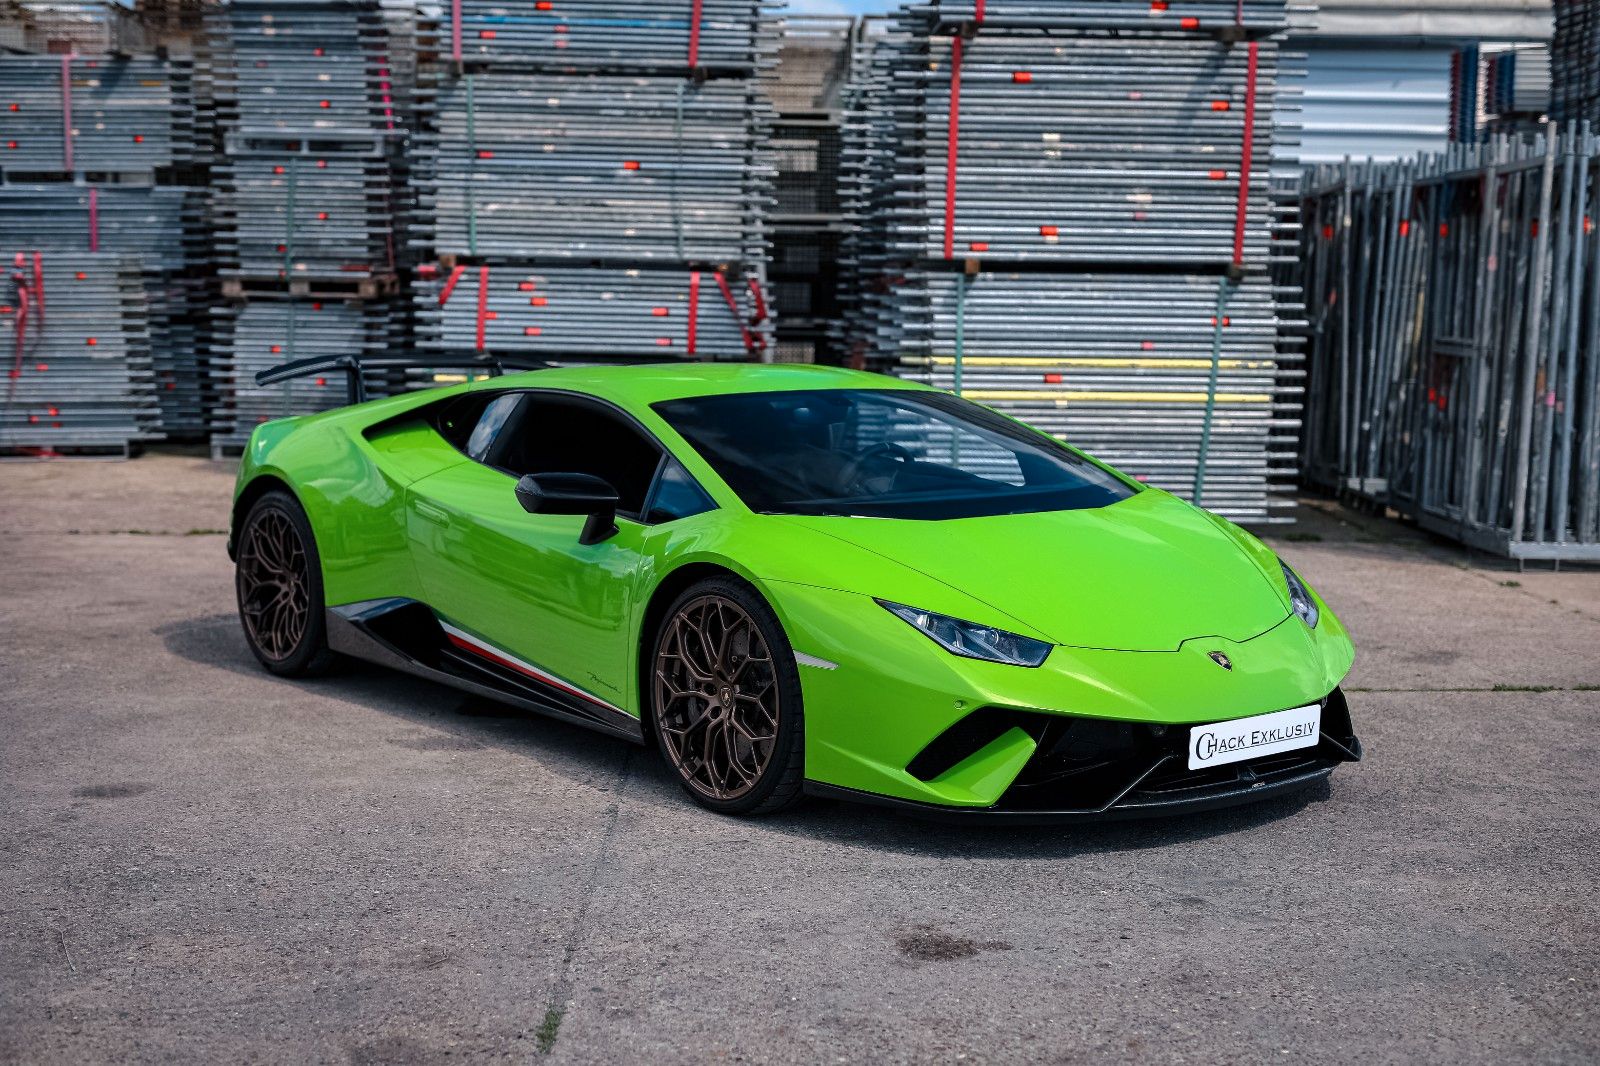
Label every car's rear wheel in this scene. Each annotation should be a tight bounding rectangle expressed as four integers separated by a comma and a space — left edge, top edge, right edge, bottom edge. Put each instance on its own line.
235, 489, 337, 677
649, 578, 804, 816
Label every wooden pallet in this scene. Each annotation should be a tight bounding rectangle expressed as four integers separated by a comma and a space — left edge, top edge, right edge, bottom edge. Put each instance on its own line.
221, 274, 398, 301
0, 442, 133, 461
223, 129, 391, 159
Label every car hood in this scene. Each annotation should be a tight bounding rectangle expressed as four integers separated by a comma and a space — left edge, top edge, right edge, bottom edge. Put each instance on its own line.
775, 490, 1290, 652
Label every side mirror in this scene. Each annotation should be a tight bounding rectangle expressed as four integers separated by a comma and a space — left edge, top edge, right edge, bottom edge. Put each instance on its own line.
515, 472, 620, 545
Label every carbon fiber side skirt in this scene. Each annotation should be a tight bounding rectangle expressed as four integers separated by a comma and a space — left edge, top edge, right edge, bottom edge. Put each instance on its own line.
325, 598, 646, 744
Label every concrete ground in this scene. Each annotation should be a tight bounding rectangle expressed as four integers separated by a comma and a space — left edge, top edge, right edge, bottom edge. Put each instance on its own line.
1, 452, 1596, 1065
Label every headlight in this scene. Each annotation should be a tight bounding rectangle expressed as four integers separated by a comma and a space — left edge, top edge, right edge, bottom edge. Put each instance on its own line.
876, 600, 1052, 667
1281, 562, 1319, 629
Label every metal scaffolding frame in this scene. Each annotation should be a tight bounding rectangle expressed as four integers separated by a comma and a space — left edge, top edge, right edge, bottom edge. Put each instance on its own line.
1298, 126, 1600, 562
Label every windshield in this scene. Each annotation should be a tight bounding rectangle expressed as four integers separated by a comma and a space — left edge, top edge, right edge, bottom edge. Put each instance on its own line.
652, 389, 1137, 519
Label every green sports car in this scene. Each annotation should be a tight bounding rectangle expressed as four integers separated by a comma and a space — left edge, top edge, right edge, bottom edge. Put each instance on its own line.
229, 361, 1360, 820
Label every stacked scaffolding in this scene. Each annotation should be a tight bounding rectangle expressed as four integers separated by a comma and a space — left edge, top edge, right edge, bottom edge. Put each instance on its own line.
1486, 47, 1550, 123
0, 55, 198, 171
410, 0, 774, 367
1550, 0, 1599, 125
836, 0, 1304, 523
134, 0, 213, 49
209, 298, 395, 433
1451, 44, 1554, 141
832, 18, 897, 372
1, 250, 160, 454
207, 0, 406, 452
0, 3, 33, 52
0, 185, 213, 436
15, 0, 146, 54
0, 20, 211, 452
1298, 129, 1600, 562
767, 15, 853, 365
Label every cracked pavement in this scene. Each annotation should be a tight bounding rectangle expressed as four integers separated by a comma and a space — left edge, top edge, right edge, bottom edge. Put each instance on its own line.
1, 453, 1597, 1063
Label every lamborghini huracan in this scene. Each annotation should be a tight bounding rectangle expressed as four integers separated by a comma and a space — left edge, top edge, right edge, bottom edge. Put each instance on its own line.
230, 362, 1361, 820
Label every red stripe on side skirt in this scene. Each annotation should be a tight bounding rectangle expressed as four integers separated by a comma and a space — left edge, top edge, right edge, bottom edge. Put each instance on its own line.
444, 632, 608, 709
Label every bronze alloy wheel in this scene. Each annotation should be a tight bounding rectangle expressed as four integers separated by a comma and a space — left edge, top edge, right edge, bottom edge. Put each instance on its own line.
237, 504, 312, 663
653, 593, 782, 802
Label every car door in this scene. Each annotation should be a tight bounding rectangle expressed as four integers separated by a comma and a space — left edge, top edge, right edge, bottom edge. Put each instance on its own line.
405, 391, 667, 717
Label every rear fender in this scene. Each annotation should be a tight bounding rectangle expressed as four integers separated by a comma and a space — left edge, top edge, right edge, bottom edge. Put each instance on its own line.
231, 385, 474, 605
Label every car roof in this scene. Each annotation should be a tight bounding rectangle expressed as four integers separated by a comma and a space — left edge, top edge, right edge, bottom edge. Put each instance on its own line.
466, 362, 933, 407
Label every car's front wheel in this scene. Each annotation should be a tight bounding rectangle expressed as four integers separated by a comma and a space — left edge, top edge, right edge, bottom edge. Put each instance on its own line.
235, 488, 338, 677
649, 577, 804, 816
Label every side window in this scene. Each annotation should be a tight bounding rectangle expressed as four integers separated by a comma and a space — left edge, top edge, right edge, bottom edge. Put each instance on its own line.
435, 393, 494, 451
492, 397, 663, 518
646, 457, 716, 524
465, 394, 524, 462
435, 391, 521, 462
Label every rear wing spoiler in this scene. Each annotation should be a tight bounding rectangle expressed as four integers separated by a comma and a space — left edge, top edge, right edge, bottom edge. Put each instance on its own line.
254, 355, 552, 405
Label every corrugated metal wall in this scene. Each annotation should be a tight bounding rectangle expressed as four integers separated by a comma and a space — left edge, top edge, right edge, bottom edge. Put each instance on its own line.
1294, 43, 1456, 163
1285, 1, 1551, 166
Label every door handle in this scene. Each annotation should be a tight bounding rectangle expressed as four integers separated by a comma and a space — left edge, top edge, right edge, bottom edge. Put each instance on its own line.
413, 498, 450, 526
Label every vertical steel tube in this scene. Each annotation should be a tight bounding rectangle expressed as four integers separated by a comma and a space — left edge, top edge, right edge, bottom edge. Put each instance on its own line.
1509, 134, 1558, 544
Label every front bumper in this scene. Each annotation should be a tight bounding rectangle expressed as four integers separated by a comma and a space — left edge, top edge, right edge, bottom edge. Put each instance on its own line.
804, 688, 1361, 823
767, 578, 1359, 816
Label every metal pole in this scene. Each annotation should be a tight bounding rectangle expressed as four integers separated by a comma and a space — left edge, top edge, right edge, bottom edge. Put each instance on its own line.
1509, 132, 1558, 545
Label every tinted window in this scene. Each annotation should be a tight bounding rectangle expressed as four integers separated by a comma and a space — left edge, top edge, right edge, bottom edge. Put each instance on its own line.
653, 389, 1136, 520
435, 392, 501, 454
491, 397, 663, 518
646, 457, 715, 524
465, 393, 523, 461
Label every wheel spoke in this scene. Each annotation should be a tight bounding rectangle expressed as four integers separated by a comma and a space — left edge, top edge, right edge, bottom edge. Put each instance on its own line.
684, 612, 720, 679
711, 604, 736, 674
718, 722, 752, 789
662, 697, 711, 742
653, 593, 782, 804
663, 622, 716, 686
730, 697, 777, 743
730, 647, 773, 689
238, 505, 311, 664
654, 667, 699, 705
699, 715, 722, 796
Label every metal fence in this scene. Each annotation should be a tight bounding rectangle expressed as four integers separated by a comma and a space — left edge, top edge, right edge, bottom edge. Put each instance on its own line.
1298, 126, 1600, 562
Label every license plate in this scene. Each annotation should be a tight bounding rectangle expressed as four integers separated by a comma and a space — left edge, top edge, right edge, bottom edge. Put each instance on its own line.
1188, 704, 1322, 770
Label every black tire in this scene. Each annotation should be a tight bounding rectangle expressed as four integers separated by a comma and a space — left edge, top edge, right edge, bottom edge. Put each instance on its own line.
234, 489, 339, 678
648, 576, 805, 816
